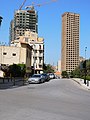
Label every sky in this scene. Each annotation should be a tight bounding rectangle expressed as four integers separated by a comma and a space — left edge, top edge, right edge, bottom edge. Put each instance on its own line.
0, 0, 90, 66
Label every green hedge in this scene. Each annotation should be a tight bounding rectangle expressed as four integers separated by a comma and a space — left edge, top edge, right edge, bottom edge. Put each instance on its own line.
86, 76, 90, 81
81, 76, 90, 81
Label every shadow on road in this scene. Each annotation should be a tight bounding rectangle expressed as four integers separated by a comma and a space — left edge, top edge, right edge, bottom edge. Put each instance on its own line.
0, 78, 27, 90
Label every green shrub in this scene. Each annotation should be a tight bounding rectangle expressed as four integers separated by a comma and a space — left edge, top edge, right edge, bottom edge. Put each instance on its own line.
81, 76, 90, 81
86, 76, 90, 81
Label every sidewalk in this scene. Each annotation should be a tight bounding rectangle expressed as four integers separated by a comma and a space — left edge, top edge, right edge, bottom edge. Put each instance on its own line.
72, 78, 90, 90
0, 78, 27, 89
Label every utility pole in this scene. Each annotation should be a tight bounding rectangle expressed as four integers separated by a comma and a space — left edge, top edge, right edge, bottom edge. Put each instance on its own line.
85, 47, 89, 86
84, 47, 87, 84
0, 16, 3, 26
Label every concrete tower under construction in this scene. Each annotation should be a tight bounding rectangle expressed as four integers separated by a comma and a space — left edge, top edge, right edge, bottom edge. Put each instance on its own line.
61, 12, 80, 73
9, 9, 38, 43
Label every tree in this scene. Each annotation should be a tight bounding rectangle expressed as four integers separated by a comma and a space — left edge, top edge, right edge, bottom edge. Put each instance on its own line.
9, 64, 21, 77
1, 64, 26, 77
86, 59, 90, 78
70, 59, 90, 80
61, 71, 68, 78
72, 68, 81, 78
43, 63, 54, 73
18, 64, 26, 77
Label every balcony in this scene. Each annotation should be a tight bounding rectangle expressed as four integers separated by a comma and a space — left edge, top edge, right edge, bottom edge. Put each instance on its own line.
38, 53, 43, 57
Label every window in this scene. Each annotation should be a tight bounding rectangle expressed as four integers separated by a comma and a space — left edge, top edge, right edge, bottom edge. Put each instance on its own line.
3, 52, 7, 55
39, 65, 42, 68
25, 38, 28, 42
39, 59, 42, 63
39, 45, 41, 49
12, 53, 16, 56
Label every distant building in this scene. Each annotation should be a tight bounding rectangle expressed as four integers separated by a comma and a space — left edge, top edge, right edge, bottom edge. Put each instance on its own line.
61, 12, 80, 73
9, 9, 38, 43
0, 43, 32, 74
57, 60, 61, 72
79, 56, 85, 63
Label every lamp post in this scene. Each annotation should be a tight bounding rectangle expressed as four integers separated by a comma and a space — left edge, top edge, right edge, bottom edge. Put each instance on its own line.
84, 47, 87, 84
85, 47, 89, 86
0, 16, 3, 26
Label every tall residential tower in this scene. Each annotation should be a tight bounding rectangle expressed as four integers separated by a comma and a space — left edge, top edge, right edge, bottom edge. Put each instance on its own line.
61, 12, 80, 73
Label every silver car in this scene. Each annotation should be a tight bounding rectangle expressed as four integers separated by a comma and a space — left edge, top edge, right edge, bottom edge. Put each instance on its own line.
28, 74, 45, 84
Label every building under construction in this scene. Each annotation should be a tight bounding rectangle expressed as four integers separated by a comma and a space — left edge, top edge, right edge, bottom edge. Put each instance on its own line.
9, 9, 38, 43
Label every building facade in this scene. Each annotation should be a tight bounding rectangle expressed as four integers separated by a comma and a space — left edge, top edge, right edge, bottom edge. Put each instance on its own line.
9, 9, 38, 43
11, 31, 44, 74
0, 43, 32, 74
61, 12, 80, 73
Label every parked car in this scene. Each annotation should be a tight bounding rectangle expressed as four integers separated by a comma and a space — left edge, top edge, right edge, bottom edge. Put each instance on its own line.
47, 73, 55, 79
28, 74, 45, 84
41, 73, 50, 82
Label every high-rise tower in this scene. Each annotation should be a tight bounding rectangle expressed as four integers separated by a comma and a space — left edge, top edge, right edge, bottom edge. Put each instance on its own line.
61, 12, 80, 73
9, 9, 38, 43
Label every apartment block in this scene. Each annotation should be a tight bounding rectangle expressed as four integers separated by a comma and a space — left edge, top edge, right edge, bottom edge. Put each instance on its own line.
61, 12, 80, 73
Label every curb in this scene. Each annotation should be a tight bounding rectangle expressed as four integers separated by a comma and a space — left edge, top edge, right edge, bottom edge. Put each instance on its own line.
72, 78, 90, 90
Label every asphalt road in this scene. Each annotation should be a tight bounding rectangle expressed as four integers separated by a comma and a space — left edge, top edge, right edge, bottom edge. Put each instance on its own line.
0, 78, 90, 120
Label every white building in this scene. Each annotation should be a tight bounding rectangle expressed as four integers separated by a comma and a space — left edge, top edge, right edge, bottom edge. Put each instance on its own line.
57, 60, 61, 72
10, 30, 44, 74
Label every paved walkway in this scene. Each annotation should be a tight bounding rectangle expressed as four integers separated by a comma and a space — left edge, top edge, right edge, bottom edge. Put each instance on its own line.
72, 78, 90, 90
0, 78, 27, 89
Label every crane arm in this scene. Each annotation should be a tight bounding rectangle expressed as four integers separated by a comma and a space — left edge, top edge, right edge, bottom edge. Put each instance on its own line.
19, 0, 27, 10
25, 0, 57, 10
37, 0, 57, 7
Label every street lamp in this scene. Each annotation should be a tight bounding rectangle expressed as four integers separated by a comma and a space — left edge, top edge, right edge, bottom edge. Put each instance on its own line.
0, 16, 3, 26
84, 47, 87, 84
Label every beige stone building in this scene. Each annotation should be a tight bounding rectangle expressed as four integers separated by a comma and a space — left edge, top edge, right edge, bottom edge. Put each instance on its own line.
0, 43, 32, 74
61, 12, 80, 73
11, 30, 44, 74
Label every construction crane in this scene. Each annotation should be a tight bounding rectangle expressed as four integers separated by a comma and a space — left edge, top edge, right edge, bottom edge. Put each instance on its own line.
25, 0, 57, 10
19, 0, 27, 10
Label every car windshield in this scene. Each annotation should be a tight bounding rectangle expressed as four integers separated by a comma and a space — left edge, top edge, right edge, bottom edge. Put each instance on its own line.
42, 73, 47, 76
32, 74, 41, 78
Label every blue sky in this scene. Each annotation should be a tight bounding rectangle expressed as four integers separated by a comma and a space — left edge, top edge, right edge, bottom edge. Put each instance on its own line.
0, 0, 90, 65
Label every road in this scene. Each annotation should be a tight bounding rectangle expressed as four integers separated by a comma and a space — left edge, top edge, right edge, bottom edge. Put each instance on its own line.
0, 78, 90, 120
